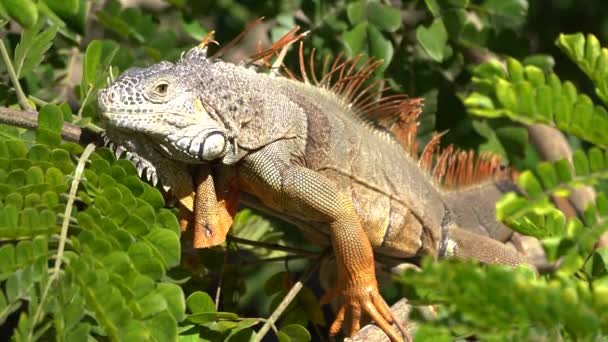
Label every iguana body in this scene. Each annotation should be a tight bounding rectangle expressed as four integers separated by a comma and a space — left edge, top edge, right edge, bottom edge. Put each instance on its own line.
98, 30, 530, 341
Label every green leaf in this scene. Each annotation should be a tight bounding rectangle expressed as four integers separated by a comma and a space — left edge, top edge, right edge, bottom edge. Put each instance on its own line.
226, 327, 255, 342
554, 159, 573, 183
38, 104, 64, 133
128, 242, 164, 279
572, 150, 589, 176
156, 283, 185, 322
346, 1, 365, 24
186, 291, 215, 314
142, 311, 177, 341
424, 0, 440, 16
557, 33, 608, 106
80, 39, 119, 108
481, 0, 529, 31
366, 2, 401, 32
343, 22, 368, 57
278, 324, 311, 342
347, 1, 401, 32
139, 186, 165, 209
472, 120, 507, 159
367, 24, 393, 72
180, 14, 207, 41
342, 21, 394, 72
83, 40, 118, 87
25, 167, 44, 185
416, 18, 449, 62
13, 18, 57, 78
136, 292, 167, 319
145, 228, 180, 268
44, 0, 80, 16
523, 54, 555, 72
1, 0, 38, 28
413, 324, 452, 342
495, 80, 517, 110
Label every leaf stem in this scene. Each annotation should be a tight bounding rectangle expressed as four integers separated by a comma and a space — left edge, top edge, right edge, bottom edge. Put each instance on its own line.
77, 85, 94, 118
0, 39, 32, 111
28, 143, 96, 340
227, 235, 320, 257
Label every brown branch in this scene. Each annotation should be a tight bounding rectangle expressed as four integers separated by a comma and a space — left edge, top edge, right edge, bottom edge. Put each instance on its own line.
0, 106, 101, 144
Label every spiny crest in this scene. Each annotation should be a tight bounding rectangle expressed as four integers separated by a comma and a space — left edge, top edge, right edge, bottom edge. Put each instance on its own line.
389, 108, 517, 187
195, 20, 516, 188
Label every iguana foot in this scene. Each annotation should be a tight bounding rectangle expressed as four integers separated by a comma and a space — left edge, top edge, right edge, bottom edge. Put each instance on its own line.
321, 281, 407, 342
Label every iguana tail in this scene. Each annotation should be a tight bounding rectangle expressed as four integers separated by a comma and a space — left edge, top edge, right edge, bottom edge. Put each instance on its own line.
441, 179, 520, 243
446, 226, 532, 268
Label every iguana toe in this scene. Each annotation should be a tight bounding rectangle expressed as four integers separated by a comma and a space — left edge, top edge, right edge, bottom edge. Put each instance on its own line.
326, 282, 406, 342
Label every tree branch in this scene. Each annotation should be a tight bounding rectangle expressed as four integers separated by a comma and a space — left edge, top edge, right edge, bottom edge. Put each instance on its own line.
0, 106, 101, 144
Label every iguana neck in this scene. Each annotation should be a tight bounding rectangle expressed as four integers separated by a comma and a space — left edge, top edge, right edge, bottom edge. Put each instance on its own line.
198, 62, 308, 161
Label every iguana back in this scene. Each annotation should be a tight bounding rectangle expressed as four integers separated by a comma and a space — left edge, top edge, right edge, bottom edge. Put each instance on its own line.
271, 77, 446, 258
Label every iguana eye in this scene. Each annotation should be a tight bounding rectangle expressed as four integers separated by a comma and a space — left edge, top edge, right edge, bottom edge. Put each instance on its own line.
153, 81, 169, 95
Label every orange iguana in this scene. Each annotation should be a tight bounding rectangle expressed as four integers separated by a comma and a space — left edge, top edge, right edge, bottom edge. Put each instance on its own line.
97, 26, 533, 341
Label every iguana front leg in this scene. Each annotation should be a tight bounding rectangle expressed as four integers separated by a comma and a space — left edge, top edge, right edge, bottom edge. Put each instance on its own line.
239, 152, 403, 341
178, 166, 235, 248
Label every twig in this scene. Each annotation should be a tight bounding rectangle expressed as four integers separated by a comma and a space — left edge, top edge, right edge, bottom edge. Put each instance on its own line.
253, 254, 323, 341
227, 235, 320, 257
28, 143, 96, 339
239, 255, 312, 264
215, 251, 228, 311
0, 39, 32, 111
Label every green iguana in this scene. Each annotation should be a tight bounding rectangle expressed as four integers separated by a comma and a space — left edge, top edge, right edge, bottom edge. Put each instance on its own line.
97, 27, 533, 341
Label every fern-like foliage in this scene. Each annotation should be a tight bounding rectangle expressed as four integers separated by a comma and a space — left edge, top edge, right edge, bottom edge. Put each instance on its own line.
0, 104, 188, 340
557, 33, 608, 106
464, 57, 608, 147
398, 259, 608, 341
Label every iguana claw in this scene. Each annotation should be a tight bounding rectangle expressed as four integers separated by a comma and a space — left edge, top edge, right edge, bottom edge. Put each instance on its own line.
323, 281, 408, 342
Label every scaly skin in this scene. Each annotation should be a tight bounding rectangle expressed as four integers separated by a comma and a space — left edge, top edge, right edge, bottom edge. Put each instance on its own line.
98, 42, 531, 341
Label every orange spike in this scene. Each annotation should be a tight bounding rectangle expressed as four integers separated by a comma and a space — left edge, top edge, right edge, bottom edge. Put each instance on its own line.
198, 30, 219, 49
309, 48, 319, 85
298, 42, 309, 84
321, 54, 332, 82
342, 58, 381, 101
282, 63, 299, 80
247, 26, 308, 66
354, 84, 392, 111
319, 52, 345, 86
420, 133, 443, 172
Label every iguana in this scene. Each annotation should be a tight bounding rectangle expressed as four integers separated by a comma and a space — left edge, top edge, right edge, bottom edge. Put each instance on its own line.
97, 26, 533, 341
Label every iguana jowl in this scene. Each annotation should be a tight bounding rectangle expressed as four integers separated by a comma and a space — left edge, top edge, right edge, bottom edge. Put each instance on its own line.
98, 28, 531, 341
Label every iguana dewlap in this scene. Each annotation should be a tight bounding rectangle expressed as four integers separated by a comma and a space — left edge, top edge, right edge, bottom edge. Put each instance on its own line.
97, 28, 531, 341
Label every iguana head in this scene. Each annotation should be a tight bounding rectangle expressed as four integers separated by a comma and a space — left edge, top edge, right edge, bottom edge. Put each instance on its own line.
98, 46, 234, 164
